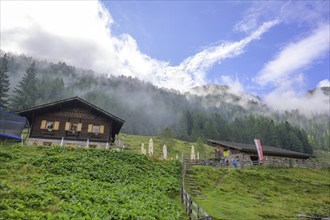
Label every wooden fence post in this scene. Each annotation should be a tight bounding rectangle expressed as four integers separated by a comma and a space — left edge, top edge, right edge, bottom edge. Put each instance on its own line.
189, 197, 192, 220
181, 161, 186, 204
197, 205, 200, 219
186, 193, 190, 217
186, 193, 189, 215
181, 186, 184, 204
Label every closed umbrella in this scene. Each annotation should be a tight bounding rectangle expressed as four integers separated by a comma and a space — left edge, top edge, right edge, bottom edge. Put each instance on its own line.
163, 145, 167, 159
148, 138, 153, 157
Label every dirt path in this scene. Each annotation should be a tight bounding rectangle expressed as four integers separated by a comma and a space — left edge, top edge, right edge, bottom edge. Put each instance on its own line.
214, 168, 231, 189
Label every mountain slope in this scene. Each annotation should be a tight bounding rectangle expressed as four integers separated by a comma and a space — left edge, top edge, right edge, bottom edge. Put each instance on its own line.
2, 52, 329, 151
188, 84, 269, 113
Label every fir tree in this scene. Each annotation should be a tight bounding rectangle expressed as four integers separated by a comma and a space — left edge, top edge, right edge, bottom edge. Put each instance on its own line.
196, 137, 206, 158
160, 127, 174, 148
185, 110, 193, 136
10, 62, 38, 111
0, 54, 10, 110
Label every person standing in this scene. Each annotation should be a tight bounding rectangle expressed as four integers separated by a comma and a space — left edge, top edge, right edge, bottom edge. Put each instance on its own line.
233, 158, 237, 168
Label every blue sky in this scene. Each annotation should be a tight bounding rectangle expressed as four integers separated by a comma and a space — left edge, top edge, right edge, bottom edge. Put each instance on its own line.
1, 1, 329, 113
106, 1, 248, 63
104, 1, 329, 93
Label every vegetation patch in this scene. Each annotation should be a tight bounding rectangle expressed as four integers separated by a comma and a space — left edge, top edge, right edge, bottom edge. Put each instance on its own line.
120, 133, 214, 159
0, 143, 184, 219
186, 165, 330, 220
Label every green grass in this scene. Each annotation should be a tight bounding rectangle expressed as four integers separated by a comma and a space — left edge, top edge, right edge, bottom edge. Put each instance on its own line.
0, 142, 185, 219
119, 133, 214, 159
186, 165, 330, 220
312, 150, 330, 163
1, 135, 328, 219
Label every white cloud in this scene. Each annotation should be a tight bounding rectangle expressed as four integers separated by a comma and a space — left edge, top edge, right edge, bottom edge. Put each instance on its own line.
1, 0, 276, 92
220, 75, 244, 94
264, 88, 330, 115
235, 1, 329, 33
256, 23, 330, 114
234, 2, 277, 33
167, 20, 279, 90
257, 23, 330, 86
317, 79, 330, 88
235, 1, 329, 114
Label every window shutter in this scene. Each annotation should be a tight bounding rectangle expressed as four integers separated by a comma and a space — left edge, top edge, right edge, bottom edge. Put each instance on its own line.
65, 122, 71, 131
99, 125, 105, 134
53, 121, 60, 130
88, 124, 93, 133
77, 123, 82, 132
40, 120, 47, 129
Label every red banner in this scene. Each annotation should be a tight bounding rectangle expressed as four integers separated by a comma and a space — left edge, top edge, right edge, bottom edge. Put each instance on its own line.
254, 139, 264, 161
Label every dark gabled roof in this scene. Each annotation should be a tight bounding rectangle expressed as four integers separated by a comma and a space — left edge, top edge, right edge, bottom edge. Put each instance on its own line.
208, 139, 313, 159
17, 96, 124, 124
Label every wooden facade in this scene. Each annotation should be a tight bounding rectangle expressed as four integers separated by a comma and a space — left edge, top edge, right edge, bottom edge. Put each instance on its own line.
18, 97, 124, 147
208, 139, 313, 164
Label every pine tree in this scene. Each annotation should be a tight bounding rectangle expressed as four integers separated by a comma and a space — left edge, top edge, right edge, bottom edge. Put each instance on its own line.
10, 62, 38, 111
160, 127, 174, 147
298, 129, 313, 154
196, 137, 206, 158
186, 110, 193, 136
204, 120, 216, 139
0, 54, 10, 110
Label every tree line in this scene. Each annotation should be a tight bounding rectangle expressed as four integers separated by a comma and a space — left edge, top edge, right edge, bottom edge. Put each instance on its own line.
174, 111, 313, 154
0, 53, 326, 154
1, 54, 38, 111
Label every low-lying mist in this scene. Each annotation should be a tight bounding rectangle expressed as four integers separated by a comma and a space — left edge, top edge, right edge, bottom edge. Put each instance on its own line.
2, 52, 329, 149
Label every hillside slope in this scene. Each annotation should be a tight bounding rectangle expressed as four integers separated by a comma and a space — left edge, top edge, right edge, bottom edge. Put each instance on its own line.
185, 165, 330, 219
2, 52, 329, 150
120, 133, 214, 159
0, 143, 184, 219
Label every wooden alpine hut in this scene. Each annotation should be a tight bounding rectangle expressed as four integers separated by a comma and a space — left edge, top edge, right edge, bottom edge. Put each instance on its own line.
18, 97, 125, 147
208, 139, 313, 165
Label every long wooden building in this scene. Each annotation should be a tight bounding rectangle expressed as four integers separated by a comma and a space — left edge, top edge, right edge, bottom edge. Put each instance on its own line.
208, 139, 313, 164
18, 97, 125, 147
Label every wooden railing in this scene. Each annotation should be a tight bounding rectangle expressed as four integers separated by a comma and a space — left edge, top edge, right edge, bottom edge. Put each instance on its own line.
181, 162, 212, 220
182, 188, 212, 220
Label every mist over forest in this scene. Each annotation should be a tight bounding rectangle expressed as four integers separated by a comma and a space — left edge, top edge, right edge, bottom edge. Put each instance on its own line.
1, 52, 329, 153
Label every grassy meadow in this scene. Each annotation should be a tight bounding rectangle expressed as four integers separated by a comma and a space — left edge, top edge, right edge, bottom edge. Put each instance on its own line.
185, 165, 330, 220
312, 150, 330, 163
119, 133, 214, 159
1, 133, 329, 219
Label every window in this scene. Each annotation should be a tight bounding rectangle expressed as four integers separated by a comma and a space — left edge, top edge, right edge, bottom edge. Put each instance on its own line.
71, 123, 78, 134
41, 120, 59, 131
46, 122, 54, 131
93, 125, 100, 134
65, 122, 82, 134
88, 124, 104, 134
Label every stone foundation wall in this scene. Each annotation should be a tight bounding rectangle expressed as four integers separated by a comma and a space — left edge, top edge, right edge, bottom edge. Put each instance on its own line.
28, 138, 109, 148
222, 152, 309, 167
